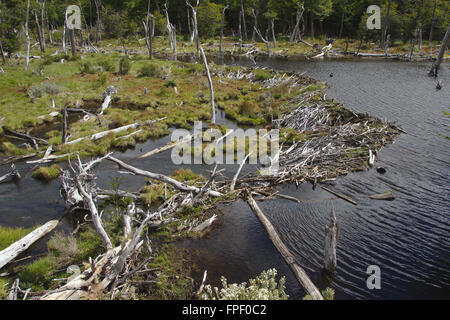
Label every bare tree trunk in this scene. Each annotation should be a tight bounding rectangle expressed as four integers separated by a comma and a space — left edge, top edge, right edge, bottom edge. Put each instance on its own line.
324, 208, 338, 274
339, 5, 345, 39
381, 0, 392, 48
61, 107, 68, 144
69, 28, 77, 57
238, 12, 243, 53
271, 19, 276, 48
34, 9, 45, 52
62, 20, 67, 54
186, 0, 199, 57
290, 4, 305, 43
384, 34, 390, 56
219, 5, 229, 55
94, 0, 101, 44
200, 47, 215, 124
24, 0, 31, 70
251, 9, 257, 42
240, 0, 247, 41
143, 0, 154, 60
163, 1, 173, 50
254, 26, 270, 56
429, 24, 450, 76
429, 0, 438, 55
45, 0, 53, 44
40, 0, 46, 49
310, 14, 315, 40
0, 40, 6, 64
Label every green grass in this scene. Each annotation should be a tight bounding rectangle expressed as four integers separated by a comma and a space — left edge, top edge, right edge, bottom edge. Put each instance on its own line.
18, 257, 55, 291
0, 225, 35, 250
0, 278, 9, 300
31, 165, 61, 181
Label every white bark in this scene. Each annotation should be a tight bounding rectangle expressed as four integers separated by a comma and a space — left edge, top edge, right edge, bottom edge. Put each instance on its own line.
200, 47, 216, 124
324, 208, 338, 273
24, 0, 31, 70
0, 220, 59, 270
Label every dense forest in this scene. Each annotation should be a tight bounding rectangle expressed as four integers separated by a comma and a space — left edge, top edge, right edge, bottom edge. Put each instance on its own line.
1, 0, 449, 55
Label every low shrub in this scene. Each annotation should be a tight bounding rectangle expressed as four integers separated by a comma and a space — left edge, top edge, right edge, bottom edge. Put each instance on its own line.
32, 165, 61, 181
28, 82, 63, 99
119, 57, 132, 75
253, 69, 272, 82
138, 63, 162, 78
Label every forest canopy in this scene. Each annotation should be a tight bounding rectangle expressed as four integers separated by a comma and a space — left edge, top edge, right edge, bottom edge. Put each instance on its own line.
0, 0, 449, 54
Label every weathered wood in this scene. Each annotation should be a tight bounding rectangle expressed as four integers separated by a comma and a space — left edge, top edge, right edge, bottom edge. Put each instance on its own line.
320, 186, 357, 206
61, 107, 68, 144
24, 0, 31, 70
247, 194, 323, 300
429, 24, 450, 76
200, 46, 216, 124
0, 40, 6, 64
219, 5, 229, 55
107, 155, 222, 197
0, 220, 59, 270
0, 164, 21, 183
324, 208, 338, 273
3, 128, 48, 147
230, 152, 251, 191
138, 133, 194, 159
369, 190, 395, 201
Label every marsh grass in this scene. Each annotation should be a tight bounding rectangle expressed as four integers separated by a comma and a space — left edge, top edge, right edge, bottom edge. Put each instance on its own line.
32, 165, 62, 181
0, 225, 35, 250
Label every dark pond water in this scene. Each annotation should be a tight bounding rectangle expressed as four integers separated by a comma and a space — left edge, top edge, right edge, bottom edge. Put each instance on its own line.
1, 56, 448, 300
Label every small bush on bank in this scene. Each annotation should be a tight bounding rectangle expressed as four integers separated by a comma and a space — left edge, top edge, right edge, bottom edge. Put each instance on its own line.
253, 69, 272, 82
202, 269, 288, 300
28, 82, 63, 99
32, 165, 61, 181
119, 57, 132, 75
138, 63, 162, 78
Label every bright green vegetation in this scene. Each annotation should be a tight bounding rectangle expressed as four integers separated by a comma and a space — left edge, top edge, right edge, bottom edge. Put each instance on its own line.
32, 165, 62, 181
0, 278, 8, 300
136, 245, 194, 300
303, 287, 335, 300
202, 269, 288, 300
0, 225, 35, 250
0, 47, 315, 160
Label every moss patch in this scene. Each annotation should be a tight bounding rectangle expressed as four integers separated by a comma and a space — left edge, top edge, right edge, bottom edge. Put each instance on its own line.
32, 165, 62, 181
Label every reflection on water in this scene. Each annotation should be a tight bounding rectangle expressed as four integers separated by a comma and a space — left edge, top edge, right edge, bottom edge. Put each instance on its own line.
0, 57, 448, 299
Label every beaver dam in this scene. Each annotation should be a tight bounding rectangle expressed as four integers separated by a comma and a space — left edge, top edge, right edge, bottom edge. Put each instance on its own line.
0, 59, 401, 300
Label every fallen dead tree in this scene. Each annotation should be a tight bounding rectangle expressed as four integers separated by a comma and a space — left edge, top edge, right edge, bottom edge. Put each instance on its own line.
36, 154, 225, 300
0, 164, 21, 183
0, 220, 59, 270
247, 193, 323, 300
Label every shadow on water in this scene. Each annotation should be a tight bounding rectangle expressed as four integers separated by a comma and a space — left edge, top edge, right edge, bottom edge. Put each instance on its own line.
0, 56, 448, 299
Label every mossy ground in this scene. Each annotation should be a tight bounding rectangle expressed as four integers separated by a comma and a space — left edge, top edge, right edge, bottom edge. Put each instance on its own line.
31, 165, 61, 181
0, 42, 316, 160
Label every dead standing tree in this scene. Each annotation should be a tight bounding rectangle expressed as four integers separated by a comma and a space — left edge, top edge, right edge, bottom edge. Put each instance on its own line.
290, 1, 305, 43
200, 46, 216, 124
142, 0, 155, 59
324, 208, 338, 274
429, 24, 450, 77
24, 0, 31, 70
219, 5, 229, 56
186, 0, 200, 57
163, 1, 176, 54
93, 0, 102, 44
254, 26, 270, 56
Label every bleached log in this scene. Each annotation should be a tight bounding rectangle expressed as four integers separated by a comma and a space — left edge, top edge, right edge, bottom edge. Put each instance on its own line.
369, 190, 395, 201
247, 194, 323, 300
200, 46, 216, 124
0, 220, 59, 270
75, 175, 113, 250
67, 117, 167, 145
324, 208, 338, 273
138, 133, 194, 159
368, 150, 375, 167
0, 164, 21, 183
230, 152, 252, 192
320, 186, 357, 206
193, 214, 217, 235
107, 156, 222, 197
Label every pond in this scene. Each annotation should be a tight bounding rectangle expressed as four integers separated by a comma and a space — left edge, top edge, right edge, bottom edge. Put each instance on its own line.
1, 56, 448, 300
